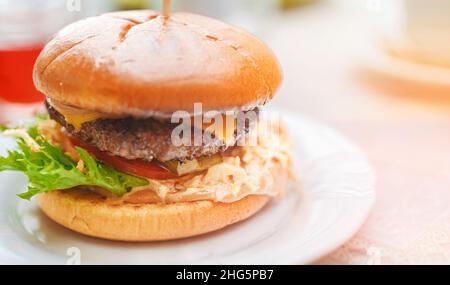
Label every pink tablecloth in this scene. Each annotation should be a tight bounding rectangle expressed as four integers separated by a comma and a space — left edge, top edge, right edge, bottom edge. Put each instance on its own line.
265, 0, 450, 264
317, 119, 450, 264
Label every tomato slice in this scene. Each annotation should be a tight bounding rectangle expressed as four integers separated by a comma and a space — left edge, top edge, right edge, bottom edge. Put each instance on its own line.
70, 137, 179, 180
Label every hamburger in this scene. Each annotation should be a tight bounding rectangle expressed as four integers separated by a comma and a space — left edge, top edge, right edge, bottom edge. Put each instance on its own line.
0, 10, 292, 241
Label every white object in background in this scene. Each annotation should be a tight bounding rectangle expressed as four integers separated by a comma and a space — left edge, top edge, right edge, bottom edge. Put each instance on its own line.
404, 0, 450, 57
0, 112, 375, 264
174, 0, 278, 36
0, 0, 81, 49
383, 0, 450, 67
364, 36, 450, 89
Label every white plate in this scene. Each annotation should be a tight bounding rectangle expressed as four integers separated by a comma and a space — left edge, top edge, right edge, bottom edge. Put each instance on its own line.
0, 113, 375, 265
363, 37, 450, 88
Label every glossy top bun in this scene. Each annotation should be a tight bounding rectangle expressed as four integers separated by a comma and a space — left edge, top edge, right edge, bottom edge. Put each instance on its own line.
34, 10, 282, 116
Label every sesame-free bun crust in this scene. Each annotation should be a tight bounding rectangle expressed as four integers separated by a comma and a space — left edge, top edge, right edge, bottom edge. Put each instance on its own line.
34, 10, 282, 116
38, 189, 270, 241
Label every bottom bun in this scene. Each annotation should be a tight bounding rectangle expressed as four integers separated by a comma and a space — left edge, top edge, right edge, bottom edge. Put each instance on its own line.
38, 189, 272, 241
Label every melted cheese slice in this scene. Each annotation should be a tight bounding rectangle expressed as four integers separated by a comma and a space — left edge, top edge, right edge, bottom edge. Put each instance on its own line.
64, 113, 108, 130
49, 99, 237, 142
48, 99, 120, 130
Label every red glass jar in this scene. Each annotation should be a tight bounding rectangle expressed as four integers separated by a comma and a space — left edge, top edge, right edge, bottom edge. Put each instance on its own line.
0, 45, 43, 103
0, 0, 81, 103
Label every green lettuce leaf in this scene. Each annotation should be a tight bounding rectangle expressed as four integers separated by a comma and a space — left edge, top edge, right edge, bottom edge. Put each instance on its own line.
0, 123, 149, 200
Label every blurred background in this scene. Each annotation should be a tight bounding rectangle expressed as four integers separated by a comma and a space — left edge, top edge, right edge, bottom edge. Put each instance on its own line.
1, 0, 450, 264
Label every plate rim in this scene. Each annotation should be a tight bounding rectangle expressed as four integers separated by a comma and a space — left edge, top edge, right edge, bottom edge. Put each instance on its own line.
0, 112, 376, 265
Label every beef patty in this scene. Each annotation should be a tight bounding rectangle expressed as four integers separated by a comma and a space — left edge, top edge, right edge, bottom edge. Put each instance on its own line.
46, 102, 256, 162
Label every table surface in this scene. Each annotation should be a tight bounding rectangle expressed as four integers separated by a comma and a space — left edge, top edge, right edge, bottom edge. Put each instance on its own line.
264, 0, 450, 264
1, 0, 450, 265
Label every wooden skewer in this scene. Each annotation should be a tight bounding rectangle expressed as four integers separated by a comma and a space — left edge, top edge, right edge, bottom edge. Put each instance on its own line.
163, 0, 171, 17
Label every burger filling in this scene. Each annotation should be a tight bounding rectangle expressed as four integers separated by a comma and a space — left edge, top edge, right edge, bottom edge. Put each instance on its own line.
46, 99, 255, 162
0, 101, 292, 204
